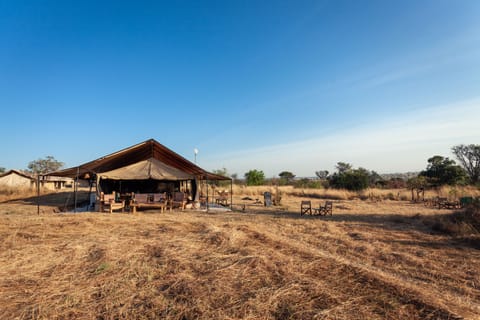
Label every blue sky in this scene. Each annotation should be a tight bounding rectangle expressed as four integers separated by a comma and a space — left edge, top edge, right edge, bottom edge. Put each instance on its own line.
1, 0, 479, 177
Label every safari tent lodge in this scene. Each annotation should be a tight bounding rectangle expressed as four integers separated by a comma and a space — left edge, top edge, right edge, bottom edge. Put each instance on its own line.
45, 139, 231, 211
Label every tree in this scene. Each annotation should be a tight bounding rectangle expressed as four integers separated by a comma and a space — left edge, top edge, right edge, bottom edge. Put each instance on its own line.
367, 170, 384, 186
419, 155, 466, 186
0, 167, 5, 174
278, 171, 295, 184
212, 167, 228, 177
335, 162, 352, 173
244, 169, 265, 186
328, 163, 370, 191
212, 167, 230, 187
27, 156, 64, 175
406, 176, 428, 201
315, 170, 329, 179
329, 170, 369, 191
385, 178, 407, 189
407, 176, 428, 189
452, 144, 480, 184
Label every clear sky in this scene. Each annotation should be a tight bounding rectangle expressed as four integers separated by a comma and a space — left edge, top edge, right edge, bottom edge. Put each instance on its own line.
1, 0, 479, 177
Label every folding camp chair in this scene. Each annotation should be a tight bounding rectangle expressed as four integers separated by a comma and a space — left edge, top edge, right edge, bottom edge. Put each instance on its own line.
300, 200, 312, 215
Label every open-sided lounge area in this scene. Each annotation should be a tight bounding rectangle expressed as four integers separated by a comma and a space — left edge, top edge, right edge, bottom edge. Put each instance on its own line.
44, 139, 231, 212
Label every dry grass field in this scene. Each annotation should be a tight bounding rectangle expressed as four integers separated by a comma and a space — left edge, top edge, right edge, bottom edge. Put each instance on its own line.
0, 187, 479, 319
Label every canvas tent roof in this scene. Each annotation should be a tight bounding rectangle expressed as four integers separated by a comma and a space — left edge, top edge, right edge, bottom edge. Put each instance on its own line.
99, 158, 194, 180
47, 139, 230, 181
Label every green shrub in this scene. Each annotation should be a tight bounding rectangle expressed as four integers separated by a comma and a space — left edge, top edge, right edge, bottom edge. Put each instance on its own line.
293, 178, 323, 189
329, 170, 369, 191
386, 192, 395, 200
244, 169, 265, 186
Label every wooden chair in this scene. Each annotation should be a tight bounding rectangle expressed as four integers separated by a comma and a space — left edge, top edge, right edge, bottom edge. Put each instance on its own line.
100, 191, 125, 213
171, 192, 187, 211
215, 190, 229, 206
314, 201, 333, 216
153, 192, 167, 203
437, 197, 448, 209
322, 201, 333, 216
153, 192, 168, 212
300, 200, 312, 215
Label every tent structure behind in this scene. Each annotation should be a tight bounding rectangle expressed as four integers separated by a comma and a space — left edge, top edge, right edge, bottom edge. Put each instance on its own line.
45, 139, 231, 211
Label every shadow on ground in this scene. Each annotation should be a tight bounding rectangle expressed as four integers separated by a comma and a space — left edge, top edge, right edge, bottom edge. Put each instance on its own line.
1, 191, 90, 210
241, 206, 480, 250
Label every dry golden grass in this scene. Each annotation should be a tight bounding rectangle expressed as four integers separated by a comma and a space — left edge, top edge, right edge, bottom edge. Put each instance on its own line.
0, 186, 39, 202
232, 185, 480, 202
0, 188, 479, 319
232, 185, 480, 214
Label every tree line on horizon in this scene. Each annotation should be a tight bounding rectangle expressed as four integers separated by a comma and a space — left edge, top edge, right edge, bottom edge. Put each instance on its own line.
1, 144, 479, 192
229, 144, 480, 191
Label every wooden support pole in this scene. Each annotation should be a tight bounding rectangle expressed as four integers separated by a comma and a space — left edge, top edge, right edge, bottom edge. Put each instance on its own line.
37, 175, 40, 215
74, 167, 79, 213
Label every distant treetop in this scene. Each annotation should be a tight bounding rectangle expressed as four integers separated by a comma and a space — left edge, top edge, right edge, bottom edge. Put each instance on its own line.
27, 156, 64, 175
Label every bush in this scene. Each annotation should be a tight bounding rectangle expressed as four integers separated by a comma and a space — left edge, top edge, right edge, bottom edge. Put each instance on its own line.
386, 192, 396, 201
420, 155, 467, 186
329, 170, 369, 191
292, 178, 323, 189
385, 178, 407, 189
244, 169, 265, 186
211, 168, 231, 187
426, 205, 480, 236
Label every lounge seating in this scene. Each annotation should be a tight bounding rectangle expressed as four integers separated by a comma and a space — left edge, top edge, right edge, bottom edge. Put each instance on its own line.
171, 192, 187, 211
130, 192, 167, 213
153, 193, 168, 203
100, 191, 125, 213
300, 200, 312, 215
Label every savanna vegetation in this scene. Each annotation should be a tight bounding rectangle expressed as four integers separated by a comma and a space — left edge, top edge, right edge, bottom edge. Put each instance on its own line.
236, 144, 480, 193
1, 144, 479, 319
1, 185, 479, 319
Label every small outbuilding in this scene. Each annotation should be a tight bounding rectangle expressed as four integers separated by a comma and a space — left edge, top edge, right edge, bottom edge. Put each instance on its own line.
0, 170, 35, 188
40, 176, 74, 190
0, 170, 74, 190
